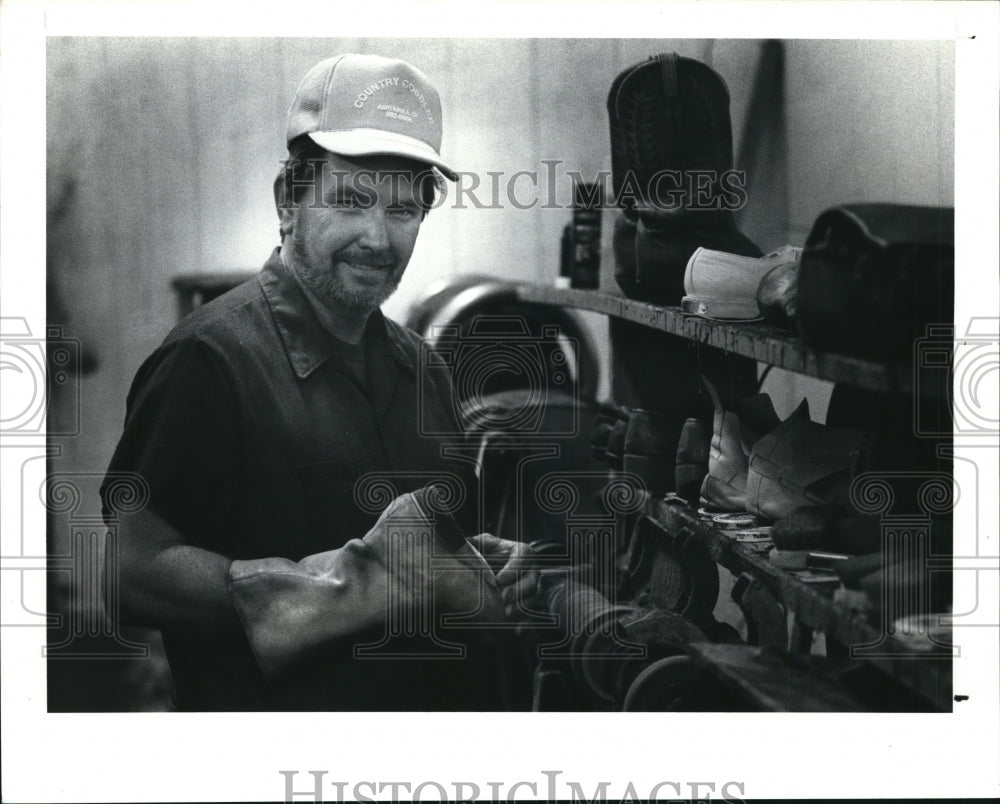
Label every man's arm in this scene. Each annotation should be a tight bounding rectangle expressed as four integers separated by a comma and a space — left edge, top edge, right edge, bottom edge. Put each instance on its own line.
115, 487, 534, 677
106, 338, 245, 633
116, 507, 241, 632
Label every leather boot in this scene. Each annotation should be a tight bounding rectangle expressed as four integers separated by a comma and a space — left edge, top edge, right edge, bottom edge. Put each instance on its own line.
607, 52, 761, 302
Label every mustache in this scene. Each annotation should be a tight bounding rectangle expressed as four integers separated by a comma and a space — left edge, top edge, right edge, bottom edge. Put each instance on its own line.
335, 251, 395, 268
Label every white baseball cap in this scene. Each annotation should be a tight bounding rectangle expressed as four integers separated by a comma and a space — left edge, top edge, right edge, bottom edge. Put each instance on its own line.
286, 54, 457, 181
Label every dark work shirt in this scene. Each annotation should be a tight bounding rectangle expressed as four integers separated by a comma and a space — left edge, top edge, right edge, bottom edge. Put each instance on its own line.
103, 248, 502, 710
326, 333, 368, 393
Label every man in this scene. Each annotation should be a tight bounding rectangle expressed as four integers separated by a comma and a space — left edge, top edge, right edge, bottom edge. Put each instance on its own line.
102, 54, 536, 711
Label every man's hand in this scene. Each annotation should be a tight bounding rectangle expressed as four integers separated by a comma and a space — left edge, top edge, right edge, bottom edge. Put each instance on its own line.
363, 489, 507, 619
467, 534, 541, 621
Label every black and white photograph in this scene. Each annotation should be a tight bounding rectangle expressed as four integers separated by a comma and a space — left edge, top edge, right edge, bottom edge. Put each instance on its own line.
1, 1, 998, 801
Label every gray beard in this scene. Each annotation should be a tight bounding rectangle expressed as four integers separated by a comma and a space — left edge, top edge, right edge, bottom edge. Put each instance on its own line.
291, 231, 401, 314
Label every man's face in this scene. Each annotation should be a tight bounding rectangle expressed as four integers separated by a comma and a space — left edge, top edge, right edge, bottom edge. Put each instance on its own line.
284, 152, 425, 313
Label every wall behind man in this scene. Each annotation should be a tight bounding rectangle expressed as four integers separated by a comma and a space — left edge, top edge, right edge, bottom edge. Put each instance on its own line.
766, 39, 955, 416
786, 39, 955, 241
46, 36, 954, 484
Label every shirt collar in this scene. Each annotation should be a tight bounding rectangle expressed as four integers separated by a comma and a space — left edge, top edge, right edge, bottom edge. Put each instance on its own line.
259, 248, 415, 379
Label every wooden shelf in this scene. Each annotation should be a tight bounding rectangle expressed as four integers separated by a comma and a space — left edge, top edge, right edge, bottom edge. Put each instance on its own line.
642, 495, 952, 711
515, 283, 919, 395
516, 279, 950, 710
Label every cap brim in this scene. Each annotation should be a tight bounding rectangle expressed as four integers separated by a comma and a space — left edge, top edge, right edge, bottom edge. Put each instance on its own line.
309, 129, 457, 181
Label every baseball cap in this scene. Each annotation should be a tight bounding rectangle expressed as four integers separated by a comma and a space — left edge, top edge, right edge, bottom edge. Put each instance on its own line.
287, 54, 457, 181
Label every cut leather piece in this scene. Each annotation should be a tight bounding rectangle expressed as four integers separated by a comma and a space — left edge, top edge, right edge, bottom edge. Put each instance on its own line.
698, 379, 780, 512
228, 490, 504, 678
746, 400, 875, 522
701, 410, 749, 510
229, 541, 393, 679
734, 393, 783, 453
